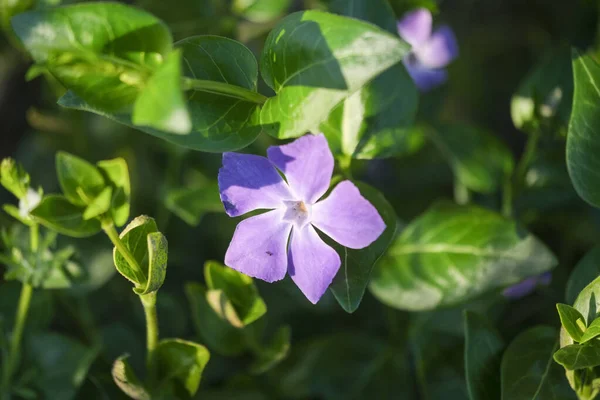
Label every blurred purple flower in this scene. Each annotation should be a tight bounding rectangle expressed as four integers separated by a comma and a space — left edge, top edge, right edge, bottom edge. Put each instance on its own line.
397, 8, 459, 91
503, 272, 552, 299
218, 134, 386, 304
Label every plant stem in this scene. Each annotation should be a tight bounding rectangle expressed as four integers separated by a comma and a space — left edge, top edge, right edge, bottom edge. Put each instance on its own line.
181, 77, 268, 104
140, 292, 159, 380
453, 180, 470, 205
513, 128, 541, 195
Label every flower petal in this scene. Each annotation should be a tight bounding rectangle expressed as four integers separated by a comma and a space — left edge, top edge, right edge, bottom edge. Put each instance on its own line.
397, 8, 432, 48
311, 181, 385, 249
415, 25, 458, 69
219, 152, 294, 217
503, 272, 552, 299
224, 209, 292, 282
404, 59, 448, 91
267, 134, 334, 204
288, 225, 341, 304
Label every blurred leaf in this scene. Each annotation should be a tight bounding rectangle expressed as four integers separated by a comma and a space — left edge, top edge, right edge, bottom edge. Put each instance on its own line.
567, 50, 600, 208
232, 0, 291, 22
12, 2, 172, 112
59, 35, 263, 152
427, 125, 514, 193
0, 0, 34, 32
97, 157, 131, 227
328, 182, 397, 313
132, 49, 191, 134
580, 318, 600, 344
82, 186, 112, 220
464, 311, 504, 400
566, 247, 600, 305
112, 354, 150, 400
556, 303, 586, 342
185, 282, 247, 356
165, 182, 222, 226
260, 10, 410, 139
0, 282, 54, 331
0, 158, 29, 199
56, 152, 106, 207
27, 333, 98, 400
500, 326, 572, 400
250, 325, 291, 375
68, 247, 115, 295
204, 260, 266, 327
554, 341, 600, 370
154, 338, 210, 398
31, 195, 102, 238
370, 202, 557, 311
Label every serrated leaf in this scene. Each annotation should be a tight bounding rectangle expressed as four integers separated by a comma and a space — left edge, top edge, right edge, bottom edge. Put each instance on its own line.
112, 354, 150, 400
165, 182, 222, 226
31, 195, 102, 238
501, 326, 572, 400
369, 202, 557, 311
259, 10, 410, 139
82, 186, 112, 220
554, 341, 600, 370
56, 152, 106, 207
155, 338, 210, 398
464, 311, 504, 400
97, 157, 131, 227
328, 182, 396, 313
556, 303, 586, 342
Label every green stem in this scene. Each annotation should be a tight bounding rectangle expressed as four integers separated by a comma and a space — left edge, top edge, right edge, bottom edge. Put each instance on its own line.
181, 77, 268, 104
453, 180, 470, 205
337, 155, 353, 179
514, 128, 541, 195
140, 292, 159, 380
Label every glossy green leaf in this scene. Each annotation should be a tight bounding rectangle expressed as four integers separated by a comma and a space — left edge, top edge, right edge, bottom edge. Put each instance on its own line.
566, 247, 600, 305
56, 152, 106, 207
12, 2, 172, 112
58, 35, 263, 152
114, 215, 167, 293
165, 181, 223, 226
232, 0, 291, 22
204, 260, 266, 327
501, 326, 572, 400
250, 325, 291, 375
554, 341, 600, 370
566, 50, 600, 208
82, 186, 112, 220
369, 202, 557, 311
112, 354, 150, 400
464, 311, 504, 400
97, 157, 131, 227
31, 195, 102, 238
185, 282, 247, 356
329, 182, 397, 313
0, 158, 29, 199
556, 303, 586, 342
132, 49, 191, 134
155, 338, 210, 397
427, 125, 514, 193
260, 10, 410, 139
580, 318, 600, 344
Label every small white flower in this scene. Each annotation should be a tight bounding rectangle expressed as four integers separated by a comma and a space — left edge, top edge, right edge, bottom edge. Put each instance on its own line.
19, 188, 41, 218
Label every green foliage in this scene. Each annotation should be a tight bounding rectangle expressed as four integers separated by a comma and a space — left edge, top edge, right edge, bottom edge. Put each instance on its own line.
0, 158, 30, 199
31, 195, 102, 238
554, 342, 600, 370
370, 202, 557, 311
232, 0, 292, 22
112, 355, 150, 400
557, 303, 586, 342
97, 158, 131, 227
165, 181, 223, 226
56, 152, 106, 207
566, 247, 600, 305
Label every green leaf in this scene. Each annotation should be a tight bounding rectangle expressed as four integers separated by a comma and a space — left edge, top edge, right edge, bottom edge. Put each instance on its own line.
554, 341, 600, 370
165, 182, 223, 226
567, 50, 600, 208
113, 215, 167, 294
0, 158, 30, 199
566, 247, 600, 305
464, 311, 504, 400
427, 125, 514, 193
328, 182, 397, 313
58, 35, 263, 152
97, 157, 131, 227
320, 0, 420, 159
56, 152, 106, 206
185, 282, 247, 356
82, 186, 112, 220
112, 354, 150, 400
501, 326, 573, 400
232, 0, 291, 22
556, 303, 586, 342
132, 49, 191, 134
154, 338, 210, 398
3, 204, 33, 226
259, 10, 410, 139
369, 202, 557, 311
31, 195, 102, 238
12, 2, 172, 112
580, 318, 600, 344
250, 325, 291, 375
204, 260, 266, 327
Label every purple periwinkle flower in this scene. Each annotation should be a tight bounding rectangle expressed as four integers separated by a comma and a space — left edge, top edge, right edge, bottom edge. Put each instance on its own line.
397, 8, 459, 91
503, 272, 552, 299
218, 134, 386, 304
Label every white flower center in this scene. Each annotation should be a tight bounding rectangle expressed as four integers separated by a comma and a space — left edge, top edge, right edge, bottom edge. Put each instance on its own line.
283, 200, 311, 228
19, 189, 41, 218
